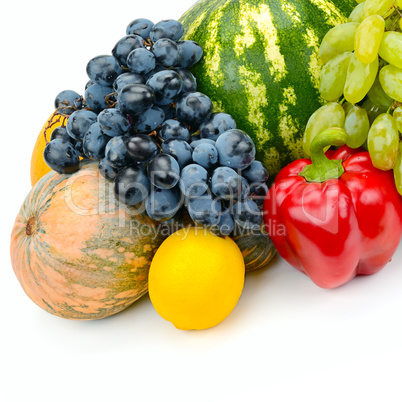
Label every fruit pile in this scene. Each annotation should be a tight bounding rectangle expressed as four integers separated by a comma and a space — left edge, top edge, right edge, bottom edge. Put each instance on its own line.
14, 0, 402, 330
304, 0, 402, 193
43, 18, 269, 236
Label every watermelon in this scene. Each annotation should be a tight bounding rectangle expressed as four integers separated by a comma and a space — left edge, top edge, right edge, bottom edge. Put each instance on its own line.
180, 0, 355, 176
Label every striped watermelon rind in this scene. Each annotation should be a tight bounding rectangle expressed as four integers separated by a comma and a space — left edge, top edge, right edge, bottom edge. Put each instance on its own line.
180, 0, 356, 175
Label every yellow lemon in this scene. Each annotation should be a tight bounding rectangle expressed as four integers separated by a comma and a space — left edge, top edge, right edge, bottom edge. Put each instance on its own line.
148, 226, 245, 330
30, 112, 67, 186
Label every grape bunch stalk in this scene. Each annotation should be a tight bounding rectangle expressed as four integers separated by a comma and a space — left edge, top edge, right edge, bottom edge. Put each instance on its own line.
303, 0, 402, 195
42, 18, 270, 236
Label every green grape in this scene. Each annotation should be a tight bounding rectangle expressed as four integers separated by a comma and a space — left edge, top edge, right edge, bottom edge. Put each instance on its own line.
379, 64, 402, 103
345, 106, 370, 148
362, 0, 394, 19
361, 98, 387, 124
348, 2, 365, 22
378, 31, 402, 70
355, 0, 365, 3
342, 101, 354, 115
367, 113, 399, 170
319, 22, 359, 63
393, 142, 402, 196
367, 74, 393, 110
393, 107, 402, 133
344, 53, 378, 104
319, 52, 352, 101
355, 15, 384, 64
303, 102, 345, 156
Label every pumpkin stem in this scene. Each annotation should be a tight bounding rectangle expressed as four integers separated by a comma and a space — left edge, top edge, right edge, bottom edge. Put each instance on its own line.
26, 217, 37, 236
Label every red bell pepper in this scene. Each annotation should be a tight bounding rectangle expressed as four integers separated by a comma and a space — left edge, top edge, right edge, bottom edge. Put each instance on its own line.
263, 128, 402, 289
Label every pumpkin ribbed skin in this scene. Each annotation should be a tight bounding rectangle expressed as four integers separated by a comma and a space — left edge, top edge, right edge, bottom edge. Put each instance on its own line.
10, 162, 164, 320
231, 227, 276, 272
180, 0, 355, 175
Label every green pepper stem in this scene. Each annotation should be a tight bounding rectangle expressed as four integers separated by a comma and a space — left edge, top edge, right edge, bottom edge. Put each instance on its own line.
299, 128, 348, 183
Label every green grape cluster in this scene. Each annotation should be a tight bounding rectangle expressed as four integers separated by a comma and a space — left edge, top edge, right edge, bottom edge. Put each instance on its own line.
303, 0, 402, 194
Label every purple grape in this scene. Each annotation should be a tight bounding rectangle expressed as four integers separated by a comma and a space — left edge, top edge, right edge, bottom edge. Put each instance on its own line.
188, 193, 222, 227
150, 19, 183, 42
147, 153, 180, 190
43, 139, 80, 174
86, 55, 123, 87
211, 167, 241, 200
127, 48, 156, 75
117, 84, 155, 116
215, 129, 255, 170
192, 142, 218, 169
112, 34, 144, 67
177, 40, 203, 68
84, 84, 113, 113
200, 113, 236, 141
83, 122, 110, 160
159, 119, 189, 141
176, 92, 213, 126
114, 166, 150, 206
146, 186, 182, 222
179, 164, 209, 197
152, 38, 180, 67
125, 134, 159, 164
66, 109, 97, 141
126, 18, 154, 39
161, 139, 193, 169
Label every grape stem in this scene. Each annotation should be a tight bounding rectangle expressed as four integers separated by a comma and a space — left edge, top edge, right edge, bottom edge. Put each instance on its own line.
394, 1, 402, 16
43, 111, 68, 145
56, 100, 81, 116
299, 128, 348, 183
105, 92, 118, 108
148, 130, 163, 150
385, 9, 401, 31
143, 38, 153, 50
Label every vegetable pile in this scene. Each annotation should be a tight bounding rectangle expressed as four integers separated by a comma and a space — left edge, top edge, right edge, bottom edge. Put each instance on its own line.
9, 0, 402, 328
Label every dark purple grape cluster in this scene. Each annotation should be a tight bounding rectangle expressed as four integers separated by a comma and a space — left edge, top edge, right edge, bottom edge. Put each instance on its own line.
43, 18, 269, 235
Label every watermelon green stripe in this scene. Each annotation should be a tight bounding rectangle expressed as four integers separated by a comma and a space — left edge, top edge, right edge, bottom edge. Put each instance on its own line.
309, 0, 347, 25
281, 0, 302, 23
180, 0, 355, 176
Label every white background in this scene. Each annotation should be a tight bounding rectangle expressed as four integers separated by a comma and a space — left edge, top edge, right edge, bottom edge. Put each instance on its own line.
1, 1, 402, 401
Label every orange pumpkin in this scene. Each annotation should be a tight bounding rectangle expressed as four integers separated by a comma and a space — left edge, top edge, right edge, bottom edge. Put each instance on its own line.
10, 162, 165, 320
